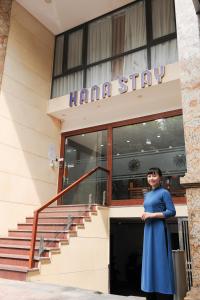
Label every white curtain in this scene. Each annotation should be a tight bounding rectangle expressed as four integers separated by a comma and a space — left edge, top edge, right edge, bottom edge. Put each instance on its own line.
123, 49, 147, 76
152, 0, 175, 39
52, 71, 83, 98
86, 62, 111, 88
151, 39, 178, 68
68, 29, 83, 69
53, 34, 64, 76
124, 1, 146, 51
87, 16, 112, 64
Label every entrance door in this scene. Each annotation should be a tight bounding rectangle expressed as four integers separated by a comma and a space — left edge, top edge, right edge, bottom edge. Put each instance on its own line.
61, 130, 107, 204
110, 218, 179, 297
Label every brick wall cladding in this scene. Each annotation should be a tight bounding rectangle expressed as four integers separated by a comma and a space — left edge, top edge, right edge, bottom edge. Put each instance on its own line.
0, 0, 12, 89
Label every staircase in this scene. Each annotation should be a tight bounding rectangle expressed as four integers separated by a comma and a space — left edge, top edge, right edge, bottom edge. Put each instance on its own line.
0, 204, 98, 281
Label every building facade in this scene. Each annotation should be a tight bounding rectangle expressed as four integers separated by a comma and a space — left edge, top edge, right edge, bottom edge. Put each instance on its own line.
0, 0, 199, 299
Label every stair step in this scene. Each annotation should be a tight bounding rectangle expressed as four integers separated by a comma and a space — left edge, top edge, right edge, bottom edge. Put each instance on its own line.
17, 223, 79, 231
26, 216, 88, 224
0, 254, 49, 268
0, 237, 67, 247
0, 264, 31, 281
0, 244, 58, 256
8, 229, 75, 239
44, 204, 97, 212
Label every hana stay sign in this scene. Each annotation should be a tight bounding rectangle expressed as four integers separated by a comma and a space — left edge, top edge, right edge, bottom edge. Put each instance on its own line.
69, 66, 165, 108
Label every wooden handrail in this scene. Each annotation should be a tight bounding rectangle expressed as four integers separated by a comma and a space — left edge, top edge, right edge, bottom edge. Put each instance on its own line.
28, 166, 110, 269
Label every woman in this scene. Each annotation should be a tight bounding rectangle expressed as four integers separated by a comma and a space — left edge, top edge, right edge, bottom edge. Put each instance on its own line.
141, 167, 176, 300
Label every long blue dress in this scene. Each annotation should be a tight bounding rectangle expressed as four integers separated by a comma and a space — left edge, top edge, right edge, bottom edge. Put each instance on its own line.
141, 187, 176, 294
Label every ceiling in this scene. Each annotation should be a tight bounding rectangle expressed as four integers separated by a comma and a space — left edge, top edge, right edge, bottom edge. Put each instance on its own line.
16, 0, 134, 35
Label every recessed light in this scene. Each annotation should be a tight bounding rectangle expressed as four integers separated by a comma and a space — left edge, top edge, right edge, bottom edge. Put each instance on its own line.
169, 146, 173, 148
100, 144, 104, 147
126, 140, 130, 143
157, 135, 160, 138
143, 123, 146, 126
116, 153, 120, 156
81, 134, 85, 137
73, 149, 77, 152
146, 139, 151, 145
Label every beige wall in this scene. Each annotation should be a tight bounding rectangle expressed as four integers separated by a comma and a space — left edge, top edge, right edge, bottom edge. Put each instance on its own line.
48, 63, 182, 132
0, 1, 60, 235
28, 207, 109, 293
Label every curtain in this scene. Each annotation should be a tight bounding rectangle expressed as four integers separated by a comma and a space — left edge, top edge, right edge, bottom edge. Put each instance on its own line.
123, 49, 147, 77
52, 71, 83, 98
68, 29, 83, 69
87, 16, 112, 64
151, 39, 178, 68
86, 62, 111, 88
53, 34, 64, 76
124, 1, 146, 51
152, 0, 175, 39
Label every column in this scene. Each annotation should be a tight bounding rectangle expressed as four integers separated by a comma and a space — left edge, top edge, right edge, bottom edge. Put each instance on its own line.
0, 0, 12, 89
175, 0, 200, 297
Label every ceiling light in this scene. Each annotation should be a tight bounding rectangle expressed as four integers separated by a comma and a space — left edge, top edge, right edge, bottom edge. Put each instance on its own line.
116, 153, 120, 156
143, 123, 146, 126
81, 134, 85, 137
146, 139, 151, 145
157, 135, 160, 138
100, 144, 104, 147
169, 146, 173, 149
126, 140, 130, 143
141, 149, 144, 152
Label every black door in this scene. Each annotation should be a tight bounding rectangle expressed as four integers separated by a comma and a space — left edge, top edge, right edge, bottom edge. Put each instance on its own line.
110, 218, 179, 296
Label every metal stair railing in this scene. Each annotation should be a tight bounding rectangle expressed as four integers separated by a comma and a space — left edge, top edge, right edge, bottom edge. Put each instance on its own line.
28, 166, 110, 269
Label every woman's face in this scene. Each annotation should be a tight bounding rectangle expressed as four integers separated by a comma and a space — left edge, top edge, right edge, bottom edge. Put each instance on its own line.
147, 172, 161, 188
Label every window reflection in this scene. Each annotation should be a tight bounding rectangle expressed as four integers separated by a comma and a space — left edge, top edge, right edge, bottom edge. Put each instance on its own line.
112, 115, 186, 200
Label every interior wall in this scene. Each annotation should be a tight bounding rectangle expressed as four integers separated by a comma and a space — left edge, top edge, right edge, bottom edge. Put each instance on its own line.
0, 1, 60, 234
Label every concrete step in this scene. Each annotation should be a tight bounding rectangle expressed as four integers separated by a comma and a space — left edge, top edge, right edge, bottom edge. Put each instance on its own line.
0, 254, 49, 268
26, 216, 89, 224
17, 223, 79, 231
44, 204, 97, 212
0, 237, 67, 247
8, 229, 75, 239
0, 244, 59, 257
0, 264, 31, 281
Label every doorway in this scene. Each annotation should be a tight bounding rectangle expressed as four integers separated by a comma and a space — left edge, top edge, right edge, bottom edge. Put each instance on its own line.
109, 218, 179, 297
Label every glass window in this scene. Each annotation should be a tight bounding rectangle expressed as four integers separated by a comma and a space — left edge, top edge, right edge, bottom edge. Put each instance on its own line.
86, 61, 111, 87
52, 71, 83, 98
87, 16, 112, 64
51, 0, 177, 98
123, 49, 147, 76
67, 29, 83, 69
53, 34, 64, 76
124, 1, 146, 51
62, 131, 107, 205
151, 39, 178, 67
112, 116, 186, 200
152, 0, 176, 39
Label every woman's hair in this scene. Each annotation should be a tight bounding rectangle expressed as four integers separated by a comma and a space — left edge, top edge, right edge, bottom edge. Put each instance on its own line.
147, 167, 162, 177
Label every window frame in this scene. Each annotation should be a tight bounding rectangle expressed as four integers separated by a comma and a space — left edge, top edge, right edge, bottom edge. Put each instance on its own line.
58, 109, 186, 206
51, 0, 177, 98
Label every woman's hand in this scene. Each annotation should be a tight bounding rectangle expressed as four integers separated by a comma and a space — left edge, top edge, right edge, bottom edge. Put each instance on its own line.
141, 212, 165, 221
141, 212, 154, 221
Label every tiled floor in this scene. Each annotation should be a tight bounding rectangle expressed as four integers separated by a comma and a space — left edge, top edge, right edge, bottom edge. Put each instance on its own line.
0, 279, 146, 300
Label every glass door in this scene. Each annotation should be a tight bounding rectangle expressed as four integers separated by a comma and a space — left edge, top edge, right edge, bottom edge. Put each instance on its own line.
62, 130, 107, 205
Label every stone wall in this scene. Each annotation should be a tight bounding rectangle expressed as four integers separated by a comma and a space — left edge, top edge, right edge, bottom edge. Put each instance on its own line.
0, 0, 12, 89
175, 0, 200, 293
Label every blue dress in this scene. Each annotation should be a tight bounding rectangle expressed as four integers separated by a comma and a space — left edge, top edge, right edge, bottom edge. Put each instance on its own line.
141, 187, 176, 294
